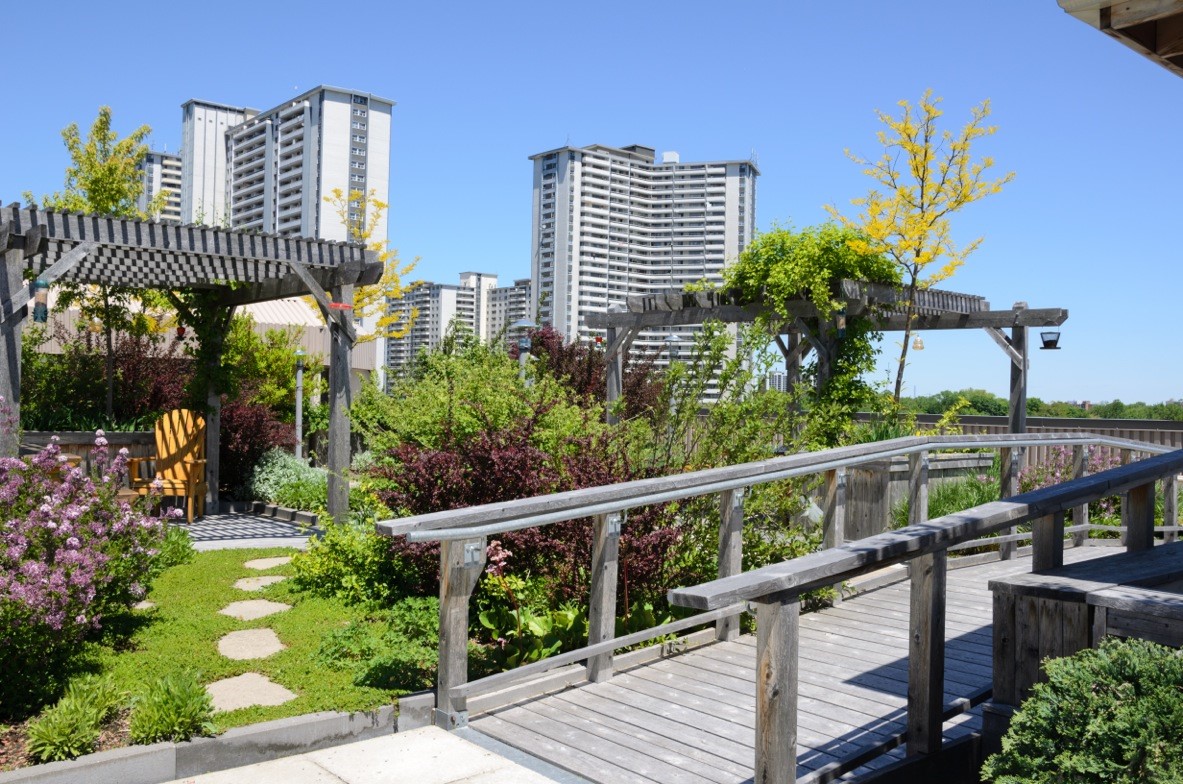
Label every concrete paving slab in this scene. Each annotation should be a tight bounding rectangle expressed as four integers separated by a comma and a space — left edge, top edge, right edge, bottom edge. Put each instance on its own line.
217, 599, 290, 621
218, 628, 286, 660
166, 754, 347, 783
133, 600, 156, 610
206, 673, 296, 712
308, 728, 556, 784
244, 556, 293, 570
234, 575, 287, 591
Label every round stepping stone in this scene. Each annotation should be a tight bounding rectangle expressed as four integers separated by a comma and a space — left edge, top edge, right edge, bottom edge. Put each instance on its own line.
218, 628, 285, 660
206, 672, 296, 712
234, 575, 287, 591
243, 556, 292, 571
132, 600, 155, 611
218, 599, 291, 621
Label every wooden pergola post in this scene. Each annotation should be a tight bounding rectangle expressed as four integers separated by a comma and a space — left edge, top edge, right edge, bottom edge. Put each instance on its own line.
0, 244, 22, 457
327, 283, 355, 524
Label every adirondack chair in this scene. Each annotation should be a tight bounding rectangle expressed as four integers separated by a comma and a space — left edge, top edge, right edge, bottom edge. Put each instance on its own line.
128, 409, 207, 523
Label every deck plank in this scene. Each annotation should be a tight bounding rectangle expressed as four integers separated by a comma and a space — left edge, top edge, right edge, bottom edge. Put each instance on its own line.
470, 548, 1109, 783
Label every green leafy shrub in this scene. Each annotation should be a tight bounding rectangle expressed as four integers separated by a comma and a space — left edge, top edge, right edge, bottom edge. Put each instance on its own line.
982, 637, 1183, 783
25, 676, 125, 762
316, 597, 441, 693
292, 523, 415, 605
154, 525, 195, 572
248, 448, 320, 505
129, 671, 215, 744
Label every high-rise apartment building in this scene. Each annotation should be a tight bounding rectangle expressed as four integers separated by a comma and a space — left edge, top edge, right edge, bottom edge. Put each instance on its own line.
179, 87, 393, 240
528, 144, 757, 353
180, 100, 256, 224
485, 277, 533, 341
137, 151, 182, 222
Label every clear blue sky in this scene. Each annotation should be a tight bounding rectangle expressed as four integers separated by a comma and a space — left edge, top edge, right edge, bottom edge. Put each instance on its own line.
2, 0, 1179, 404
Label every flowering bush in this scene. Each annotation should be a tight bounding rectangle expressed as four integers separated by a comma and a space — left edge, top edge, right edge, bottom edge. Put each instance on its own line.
0, 430, 175, 717
1021, 445, 1121, 519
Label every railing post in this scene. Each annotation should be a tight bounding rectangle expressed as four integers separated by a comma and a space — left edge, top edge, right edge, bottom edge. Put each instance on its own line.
755, 594, 800, 783
999, 447, 1020, 560
907, 550, 947, 756
587, 512, 622, 682
1125, 481, 1155, 553
716, 490, 743, 642
1031, 512, 1065, 572
908, 451, 929, 526
436, 536, 486, 728
1165, 473, 1178, 544
823, 467, 847, 550
1072, 445, 1089, 547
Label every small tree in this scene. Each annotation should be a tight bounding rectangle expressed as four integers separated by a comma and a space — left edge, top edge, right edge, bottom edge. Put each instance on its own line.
25, 106, 167, 417
827, 90, 1014, 406
314, 188, 420, 343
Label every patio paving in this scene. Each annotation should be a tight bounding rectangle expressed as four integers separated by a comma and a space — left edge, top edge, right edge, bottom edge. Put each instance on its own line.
178, 513, 318, 551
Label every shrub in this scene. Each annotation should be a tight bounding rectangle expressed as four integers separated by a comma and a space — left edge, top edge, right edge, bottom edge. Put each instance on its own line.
0, 432, 173, 717
25, 675, 125, 762
892, 468, 1000, 529
292, 522, 417, 606
128, 670, 215, 744
982, 637, 1183, 783
218, 387, 295, 499
154, 525, 195, 571
1021, 445, 1121, 520
247, 448, 318, 504
316, 597, 441, 693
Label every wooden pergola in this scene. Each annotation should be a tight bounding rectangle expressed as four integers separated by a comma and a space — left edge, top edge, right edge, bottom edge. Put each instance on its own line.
0, 204, 382, 522
587, 280, 1068, 505
1058, 0, 1183, 78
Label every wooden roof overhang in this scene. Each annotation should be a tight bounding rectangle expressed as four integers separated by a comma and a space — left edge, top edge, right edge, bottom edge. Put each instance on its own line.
1058, 0, 1183, 79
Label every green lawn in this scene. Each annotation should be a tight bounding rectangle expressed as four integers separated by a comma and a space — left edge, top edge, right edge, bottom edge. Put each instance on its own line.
94, 547, 399, 731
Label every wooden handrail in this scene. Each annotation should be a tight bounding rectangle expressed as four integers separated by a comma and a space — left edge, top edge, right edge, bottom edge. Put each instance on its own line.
666, 449, 1183, 610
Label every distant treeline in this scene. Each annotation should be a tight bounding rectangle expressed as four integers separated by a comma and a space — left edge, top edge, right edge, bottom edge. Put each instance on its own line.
903, 389, 1183, 421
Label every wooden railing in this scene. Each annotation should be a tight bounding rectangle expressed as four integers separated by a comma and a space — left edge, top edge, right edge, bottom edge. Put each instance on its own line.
376, 433, 1183, 767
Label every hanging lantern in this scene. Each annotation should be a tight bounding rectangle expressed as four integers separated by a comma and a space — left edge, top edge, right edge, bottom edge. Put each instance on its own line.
32, 279, 49, 324
89, 316, 102, 334
1039, 331, 1061, 350
835, 308, 847, 340
912, 335, 924, 351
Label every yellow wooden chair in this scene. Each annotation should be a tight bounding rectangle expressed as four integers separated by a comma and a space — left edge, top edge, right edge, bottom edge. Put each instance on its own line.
128, 409, 208, 523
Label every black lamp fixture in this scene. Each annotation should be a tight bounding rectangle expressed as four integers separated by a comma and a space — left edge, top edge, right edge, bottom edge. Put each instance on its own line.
835, 308, 847, 340
1039, 330, 1061, 350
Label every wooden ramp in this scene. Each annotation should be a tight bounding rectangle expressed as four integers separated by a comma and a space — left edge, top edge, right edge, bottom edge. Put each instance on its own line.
470, 548, 1110, 783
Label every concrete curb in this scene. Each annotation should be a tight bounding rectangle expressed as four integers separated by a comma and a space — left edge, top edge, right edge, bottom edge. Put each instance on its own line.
251, 501, 319, 527
0, 706, 394, 784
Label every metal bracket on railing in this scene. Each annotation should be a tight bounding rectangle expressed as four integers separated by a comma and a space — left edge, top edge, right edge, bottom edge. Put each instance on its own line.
434, 708, 468, 729
606, 512, 623, 536
462, 541, 484, 567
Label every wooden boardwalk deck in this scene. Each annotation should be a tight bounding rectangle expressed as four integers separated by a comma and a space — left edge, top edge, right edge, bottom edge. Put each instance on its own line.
470, 547, 1112, 783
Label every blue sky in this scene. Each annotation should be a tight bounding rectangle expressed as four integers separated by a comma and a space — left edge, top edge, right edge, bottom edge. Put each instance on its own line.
2, 0, 1179, 404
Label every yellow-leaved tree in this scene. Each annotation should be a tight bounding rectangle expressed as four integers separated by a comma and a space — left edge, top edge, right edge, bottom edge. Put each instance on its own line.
308, 188, 419, 343
826, 90, 1014, 406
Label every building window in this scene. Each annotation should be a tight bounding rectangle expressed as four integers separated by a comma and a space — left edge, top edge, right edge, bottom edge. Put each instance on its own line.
352, 95, 368, 105
352, 134, 366, 143
352, 121, 367, 130
351, 147, 366, 156
351, 161, 366, 170
350, 174, 365, 183
353, 108, 367, 117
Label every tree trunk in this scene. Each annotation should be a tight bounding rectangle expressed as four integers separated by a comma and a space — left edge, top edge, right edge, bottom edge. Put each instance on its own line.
892, 279, 920, 408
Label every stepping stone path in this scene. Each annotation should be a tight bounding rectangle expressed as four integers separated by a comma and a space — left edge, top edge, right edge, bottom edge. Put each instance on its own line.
132, 600, 155, 611
218, 599, 291, 621
206, 673, 296, 712
234, 575, 286, 591
218, 628, 286, 660
243, 556, 292, 570
206, 554, 300, 712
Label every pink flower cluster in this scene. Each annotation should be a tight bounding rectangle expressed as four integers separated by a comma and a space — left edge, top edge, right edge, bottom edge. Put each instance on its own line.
1020, 445, 1121, 518
0, 433, 172, 650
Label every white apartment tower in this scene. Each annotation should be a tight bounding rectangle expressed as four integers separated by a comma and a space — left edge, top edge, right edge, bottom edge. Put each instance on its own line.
180, 100, 256, 224
528, 144, 757, 349
137, 151, 183, 222
180, 87, 393, 240
485, 278, 532, 342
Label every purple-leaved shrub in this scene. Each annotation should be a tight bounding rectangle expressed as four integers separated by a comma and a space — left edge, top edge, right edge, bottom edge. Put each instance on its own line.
0, 425, 177, 717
